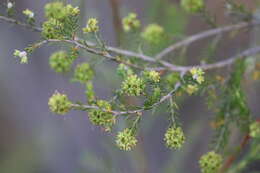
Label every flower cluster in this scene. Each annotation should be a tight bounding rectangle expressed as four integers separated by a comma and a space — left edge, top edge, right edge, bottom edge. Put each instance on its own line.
141, 24, 165, 44
88, 100, 115, 131
82, 18, 99, 33
249, 122, 260, 138
199, 151, 223, 173
13, 49, 28, 64
48, 92, 72, 115
122, 13, 141, 32
42, 2, 80, 39
42, 18, 64, 39
181, 0, 204, 13
49, 51, 72, 73
116, 128, 138, 151
117, 64, 133, 78
143, 70, 160, 83
73, 63, 94, 84
122, 74, 145, 96
164, 126, 185, 149
190, 67, 205, 84
23, 9, 34, 19
44, 2, 79, 21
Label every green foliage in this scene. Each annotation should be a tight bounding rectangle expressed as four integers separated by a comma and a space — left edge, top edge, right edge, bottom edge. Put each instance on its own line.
3, 1, 259, 171
117, 63, 134, 78
42, 2, 80, 39
115, 128, 138, 151
48, 91, 72, 115
213, 60, 251, 151
249, 122, 260, 138
199, 151, 223, 173
164, 126, 185, 149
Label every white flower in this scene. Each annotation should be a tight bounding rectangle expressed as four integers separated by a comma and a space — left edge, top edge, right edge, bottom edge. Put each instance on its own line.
19, 51, 27, 58
7, 2, 13, 9
13, 50, 28, 64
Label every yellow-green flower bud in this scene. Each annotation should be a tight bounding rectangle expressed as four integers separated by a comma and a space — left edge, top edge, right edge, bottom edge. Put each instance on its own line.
49, 51, 72, 73
117, 64, 133, 78
42, 18, 64, 39
190, 67, 205, 84
181, 0, 204, 13
185, 84, 198, 95
23, 9, 34, 18
122, 13, 141, 32
82, 18, 99, 33
73, 63, 94, 84
122, 74, 145, 96
88, 100, 115, 131
48, 92, 71, 115
143, 70, 160, 83
199, 151, 223, 173
249, 122, 260, 138
116, 128, 138, 151
141, 24, 165, 44
164, 126, 185, 149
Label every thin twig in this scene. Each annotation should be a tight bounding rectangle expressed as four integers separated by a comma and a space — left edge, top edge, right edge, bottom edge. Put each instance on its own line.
155, 20, 260, 60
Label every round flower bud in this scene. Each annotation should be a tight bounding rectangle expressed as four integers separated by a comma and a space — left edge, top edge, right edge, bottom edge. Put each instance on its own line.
164, 126, 185, 149
199, 151, 223, 173
117, 64, 133, 78
143, 70, 160, 83
141, 24, 165, 44
48, 92, 71, 115
88, 100, 116, 131
121, 74, 145, 96
249, 122, 260, 138
73, 63, 94, 84
82, 18, 99, 33
116, 128, 138, 151
122, 13, 141, 32
44, 2, 67, 20
42, 18, 64, 39
181, 0, 204, 13
185, 84, 199, 95
49, 51, 72, 73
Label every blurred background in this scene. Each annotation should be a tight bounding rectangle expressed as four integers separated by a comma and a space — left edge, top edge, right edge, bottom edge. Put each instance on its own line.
0, 0, 260, 173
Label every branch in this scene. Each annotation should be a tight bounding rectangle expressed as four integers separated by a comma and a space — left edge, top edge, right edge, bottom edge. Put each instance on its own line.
155, 20, 260, 60
0, 15, 42, 32
1, 15, 260, 72
71, 82, 181, 116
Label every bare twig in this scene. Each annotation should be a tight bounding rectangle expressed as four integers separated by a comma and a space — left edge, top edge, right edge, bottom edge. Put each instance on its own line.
155, 20, 260, 60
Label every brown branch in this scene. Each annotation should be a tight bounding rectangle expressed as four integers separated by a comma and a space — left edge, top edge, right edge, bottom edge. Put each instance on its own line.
108, 0, 122, 45
220, 134, 251, 173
